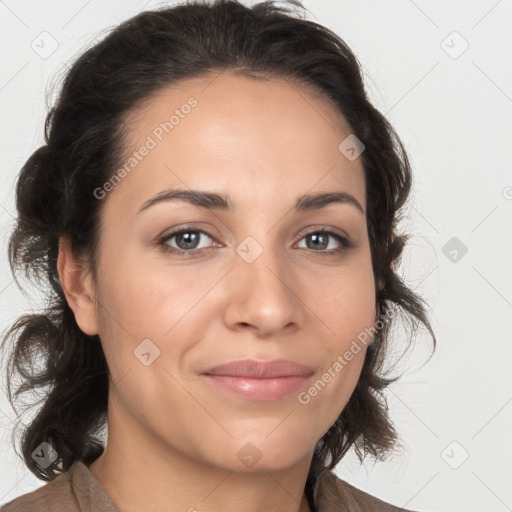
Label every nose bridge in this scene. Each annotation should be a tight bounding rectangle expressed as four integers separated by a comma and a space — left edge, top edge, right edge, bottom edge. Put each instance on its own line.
225, 233, 303, 334
238, 234, 294, 297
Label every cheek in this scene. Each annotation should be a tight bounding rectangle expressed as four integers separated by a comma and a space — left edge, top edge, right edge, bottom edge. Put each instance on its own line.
305, 259, 375, 400
312, 255, 377, 350
94, 252, 227, 388
96, 252, 213, 337
297, 349, 366, 438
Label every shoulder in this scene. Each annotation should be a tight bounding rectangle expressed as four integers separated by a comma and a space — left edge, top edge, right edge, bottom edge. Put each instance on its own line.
315, 470, 419, 512
0, 466, 76, 512
1, 461, 120, 512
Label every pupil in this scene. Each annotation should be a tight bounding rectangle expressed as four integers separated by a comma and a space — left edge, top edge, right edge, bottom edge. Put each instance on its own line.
178, 232, 199, 250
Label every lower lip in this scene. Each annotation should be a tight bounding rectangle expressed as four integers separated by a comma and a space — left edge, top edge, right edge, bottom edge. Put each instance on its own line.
203, 374, 312, 401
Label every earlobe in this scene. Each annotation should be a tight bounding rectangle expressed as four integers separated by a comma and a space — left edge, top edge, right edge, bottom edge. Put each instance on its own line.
56, 236, 99, 336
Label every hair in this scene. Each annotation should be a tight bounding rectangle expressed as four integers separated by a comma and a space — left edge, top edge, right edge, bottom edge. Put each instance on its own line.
0, 0, 436, 510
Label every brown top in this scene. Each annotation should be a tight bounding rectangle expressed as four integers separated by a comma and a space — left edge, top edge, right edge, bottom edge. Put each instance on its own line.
1, 461, 416, 512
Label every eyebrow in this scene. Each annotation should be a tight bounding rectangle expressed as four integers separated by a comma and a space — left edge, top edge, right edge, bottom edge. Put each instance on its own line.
137, 188, 364, 215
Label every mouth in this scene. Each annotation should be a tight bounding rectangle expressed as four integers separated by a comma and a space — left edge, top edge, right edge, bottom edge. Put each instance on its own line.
201, 359, 315, 401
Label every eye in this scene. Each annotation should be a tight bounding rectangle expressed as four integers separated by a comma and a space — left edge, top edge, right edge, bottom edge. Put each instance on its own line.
296, 229, 353, 255
157, 227, 354, 257
158, 228, 219, 255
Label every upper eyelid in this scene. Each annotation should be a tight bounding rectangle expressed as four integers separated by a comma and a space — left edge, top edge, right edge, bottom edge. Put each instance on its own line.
161, 224, 218, 237
161, 227, 219, 243
298, 226, 350, 240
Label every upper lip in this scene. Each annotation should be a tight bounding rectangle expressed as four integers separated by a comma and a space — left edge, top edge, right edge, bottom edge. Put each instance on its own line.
202, 359, 315, 379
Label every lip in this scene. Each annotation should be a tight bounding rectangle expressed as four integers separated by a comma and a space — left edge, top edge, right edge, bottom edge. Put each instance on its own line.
203, 359, 315, 378
202, 359, 315, 401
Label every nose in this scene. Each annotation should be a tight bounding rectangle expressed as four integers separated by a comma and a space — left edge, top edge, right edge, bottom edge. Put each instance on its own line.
222, 241, 305, 337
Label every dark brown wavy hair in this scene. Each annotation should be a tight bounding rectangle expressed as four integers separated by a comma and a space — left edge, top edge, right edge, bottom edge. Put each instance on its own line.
0, 1, 436, 510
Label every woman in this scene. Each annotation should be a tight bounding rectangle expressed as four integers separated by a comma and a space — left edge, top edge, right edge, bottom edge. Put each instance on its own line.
0, 0, 436, 511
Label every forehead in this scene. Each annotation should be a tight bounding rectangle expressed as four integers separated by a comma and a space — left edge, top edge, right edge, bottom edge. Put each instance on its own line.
110, 71, 366, 212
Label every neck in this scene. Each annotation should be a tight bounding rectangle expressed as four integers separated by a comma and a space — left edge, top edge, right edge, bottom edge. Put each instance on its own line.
88, 400, 314, 512
89, 449, 313, 512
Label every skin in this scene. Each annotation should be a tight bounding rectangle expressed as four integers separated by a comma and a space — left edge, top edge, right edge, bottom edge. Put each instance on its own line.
58, 71, 378, 512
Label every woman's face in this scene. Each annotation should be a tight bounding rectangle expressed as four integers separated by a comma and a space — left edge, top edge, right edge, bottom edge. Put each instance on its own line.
78, 72, 377, 472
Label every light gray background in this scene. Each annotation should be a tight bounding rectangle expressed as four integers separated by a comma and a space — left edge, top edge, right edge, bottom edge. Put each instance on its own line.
1, 1, 511, 511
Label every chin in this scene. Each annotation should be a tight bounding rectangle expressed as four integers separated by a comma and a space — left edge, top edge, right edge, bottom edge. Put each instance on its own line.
207, 436, 312, 474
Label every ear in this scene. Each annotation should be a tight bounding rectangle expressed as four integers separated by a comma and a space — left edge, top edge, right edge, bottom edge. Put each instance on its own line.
57, 235, 99, 336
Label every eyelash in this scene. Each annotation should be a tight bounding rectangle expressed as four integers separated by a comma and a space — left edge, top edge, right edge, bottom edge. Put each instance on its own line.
157, 226, 354, 257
